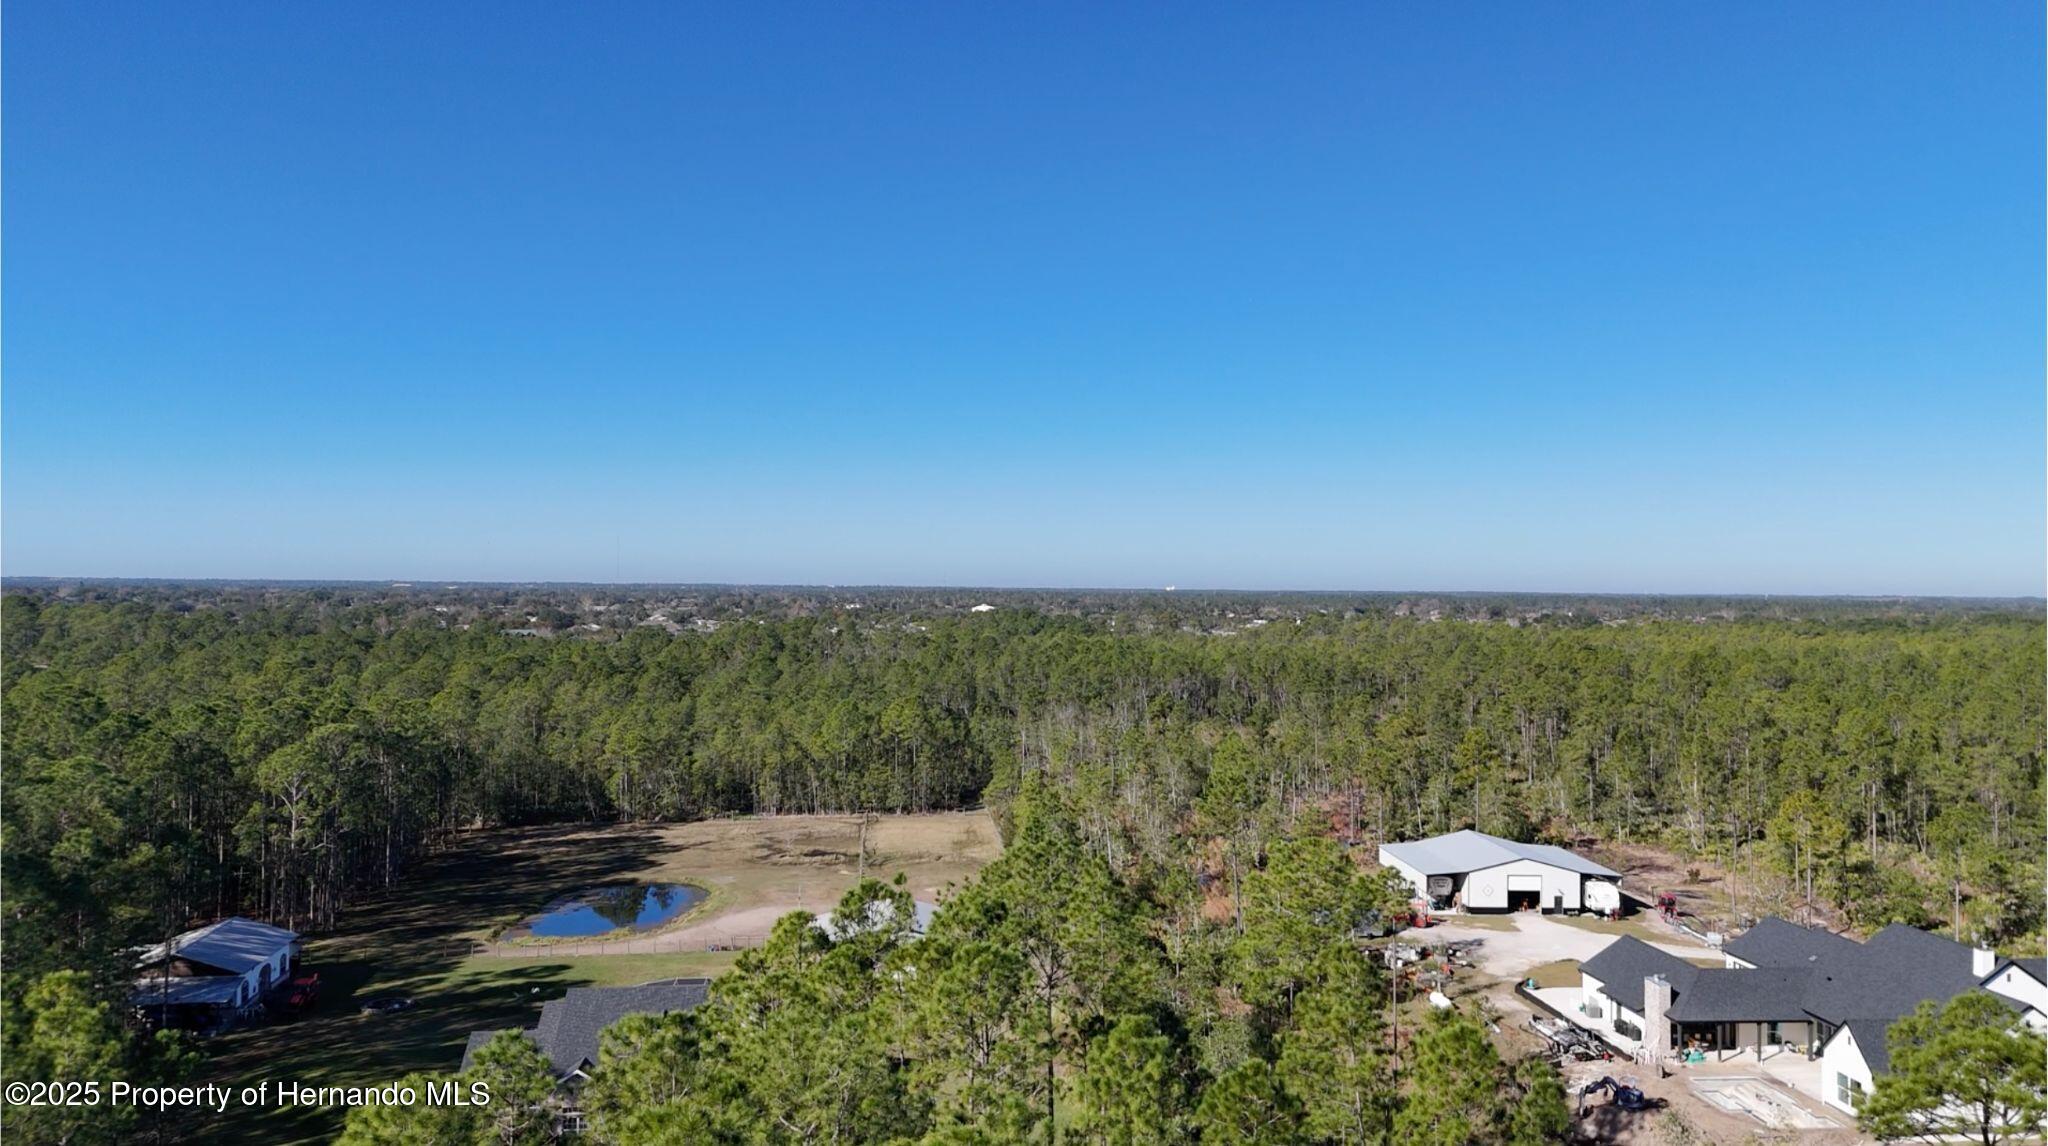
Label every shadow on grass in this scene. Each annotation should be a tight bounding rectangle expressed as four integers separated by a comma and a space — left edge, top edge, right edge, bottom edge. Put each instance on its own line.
188, 824, 666, 1145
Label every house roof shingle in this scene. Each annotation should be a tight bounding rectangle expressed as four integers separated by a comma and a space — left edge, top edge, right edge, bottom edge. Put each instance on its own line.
1999, 957, 2047, 985
1719, 916, 1859, 969
1579, 935, 1699, 1015
1841, 1018, 1894, 1074
461, 979, 710, 1079
1666, 968, 1813, 1023
1593, 916, 2029, 1079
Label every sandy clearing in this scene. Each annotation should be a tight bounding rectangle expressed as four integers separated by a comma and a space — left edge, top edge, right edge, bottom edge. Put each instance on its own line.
478, 811, 1000, 957
1402, 912, 1710, 978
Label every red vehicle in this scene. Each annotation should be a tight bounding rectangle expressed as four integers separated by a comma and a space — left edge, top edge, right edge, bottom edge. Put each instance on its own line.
283, 972, 320, 1012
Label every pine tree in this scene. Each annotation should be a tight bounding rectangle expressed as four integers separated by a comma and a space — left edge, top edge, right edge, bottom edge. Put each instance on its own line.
1276, 948, 1392, 1144
1859, 992, 2048, 1145
1073, 1013, 1184, 1145
1, 970, 136, 1146
462, 1031, 558, 1145
1192, 1058, 1303, 1145
1390, 1011, 1508, 1145
1504, 1057, 1570, 1145
335, 1072, 478, 1145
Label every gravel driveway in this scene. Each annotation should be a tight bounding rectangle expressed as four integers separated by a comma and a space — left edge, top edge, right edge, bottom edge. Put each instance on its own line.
1399, 913, 1710, 978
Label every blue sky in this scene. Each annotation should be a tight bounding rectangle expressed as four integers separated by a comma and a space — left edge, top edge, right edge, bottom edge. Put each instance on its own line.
5, 3, 2042, 594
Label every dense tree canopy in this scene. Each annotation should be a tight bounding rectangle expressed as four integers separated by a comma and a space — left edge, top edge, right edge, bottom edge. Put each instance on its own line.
2, 589, 2042, 1143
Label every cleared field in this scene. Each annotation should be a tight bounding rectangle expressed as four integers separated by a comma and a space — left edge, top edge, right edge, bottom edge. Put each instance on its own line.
193, 812, 998, 1145
476, 812, 1003, 953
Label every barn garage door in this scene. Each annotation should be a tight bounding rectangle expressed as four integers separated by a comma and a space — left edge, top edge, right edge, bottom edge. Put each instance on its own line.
1507, 874, 1543, 891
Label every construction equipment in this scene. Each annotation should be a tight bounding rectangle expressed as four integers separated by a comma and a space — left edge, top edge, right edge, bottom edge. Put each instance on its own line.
1441, 938, 1485, 966
1529, 1017, 1613, 1063
1577, 1075, 1665, 1116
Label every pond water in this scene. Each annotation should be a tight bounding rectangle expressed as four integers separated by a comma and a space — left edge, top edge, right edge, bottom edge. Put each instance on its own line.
523, 883, 705, 938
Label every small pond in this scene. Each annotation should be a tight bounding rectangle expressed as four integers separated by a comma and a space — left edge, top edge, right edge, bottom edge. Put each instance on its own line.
521, 883, 705, 938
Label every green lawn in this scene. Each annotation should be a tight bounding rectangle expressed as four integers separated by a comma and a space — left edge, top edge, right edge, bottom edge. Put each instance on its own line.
454, 949, 741, 988
185, 814, 997, 1145
189, 827, 737, 1145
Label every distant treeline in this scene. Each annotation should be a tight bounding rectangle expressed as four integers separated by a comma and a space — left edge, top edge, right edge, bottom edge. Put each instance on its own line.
3, 591, 2043, 1003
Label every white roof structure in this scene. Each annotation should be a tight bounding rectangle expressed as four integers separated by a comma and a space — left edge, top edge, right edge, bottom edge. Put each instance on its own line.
135, 917, 297, 975
813, 899, 939, 942
131, 975, 246, 1007
1380, 829, 1619, 879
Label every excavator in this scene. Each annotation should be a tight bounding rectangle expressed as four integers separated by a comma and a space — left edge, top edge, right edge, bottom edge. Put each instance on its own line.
1576, 1075, 1665, 1117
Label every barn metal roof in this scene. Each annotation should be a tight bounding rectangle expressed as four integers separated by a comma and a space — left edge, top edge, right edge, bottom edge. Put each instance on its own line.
131, 975, 246, 1007
1379, 829, 1620, 879
134, 917, 297, 976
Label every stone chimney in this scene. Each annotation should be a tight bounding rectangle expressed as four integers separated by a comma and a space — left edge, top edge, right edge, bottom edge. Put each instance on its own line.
1973, 947, 1997, 978
1643, 974, 1673, 1059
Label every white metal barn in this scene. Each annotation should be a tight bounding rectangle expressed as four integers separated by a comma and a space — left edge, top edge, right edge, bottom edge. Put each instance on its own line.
1377, 829, 1621, 914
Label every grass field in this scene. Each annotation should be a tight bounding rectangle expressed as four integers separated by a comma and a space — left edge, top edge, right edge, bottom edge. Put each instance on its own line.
192, 812, 998, 1145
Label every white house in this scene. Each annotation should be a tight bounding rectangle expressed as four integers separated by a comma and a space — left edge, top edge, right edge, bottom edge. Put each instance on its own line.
1377, 829, 1621, 914
1579, 916, 2041, 1117
1818, 1020, 1880, 1114
1981, 958, 2048, 1024
131, 916, 299, 1030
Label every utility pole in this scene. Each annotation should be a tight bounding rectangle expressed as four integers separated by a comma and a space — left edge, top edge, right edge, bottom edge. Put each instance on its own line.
1390, 958, 1401, 1073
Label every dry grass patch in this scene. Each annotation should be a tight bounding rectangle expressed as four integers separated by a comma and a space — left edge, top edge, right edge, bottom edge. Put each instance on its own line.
1525, 959, 1582, 989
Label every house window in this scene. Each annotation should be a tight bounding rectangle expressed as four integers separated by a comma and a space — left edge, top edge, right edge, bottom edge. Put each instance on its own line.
1836, 1073, 1864, 1107
1764, 1021, 1781, 1045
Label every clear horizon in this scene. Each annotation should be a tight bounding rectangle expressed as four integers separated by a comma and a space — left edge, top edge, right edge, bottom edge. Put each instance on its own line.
4, 575, 2042, 603
5, 4, 2043, 596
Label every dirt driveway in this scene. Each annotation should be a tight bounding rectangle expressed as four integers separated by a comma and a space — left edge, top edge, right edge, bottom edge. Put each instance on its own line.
1400, 913, 1710, 978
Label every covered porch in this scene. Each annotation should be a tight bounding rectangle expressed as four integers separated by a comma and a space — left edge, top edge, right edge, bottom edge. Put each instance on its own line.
1671, 1019, 1817, 1064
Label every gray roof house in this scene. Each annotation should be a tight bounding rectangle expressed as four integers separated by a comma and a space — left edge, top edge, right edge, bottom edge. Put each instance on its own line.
462, 979, 711, 1081
1720, 915, 1861, 968
1576, 918, 2045, 1114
